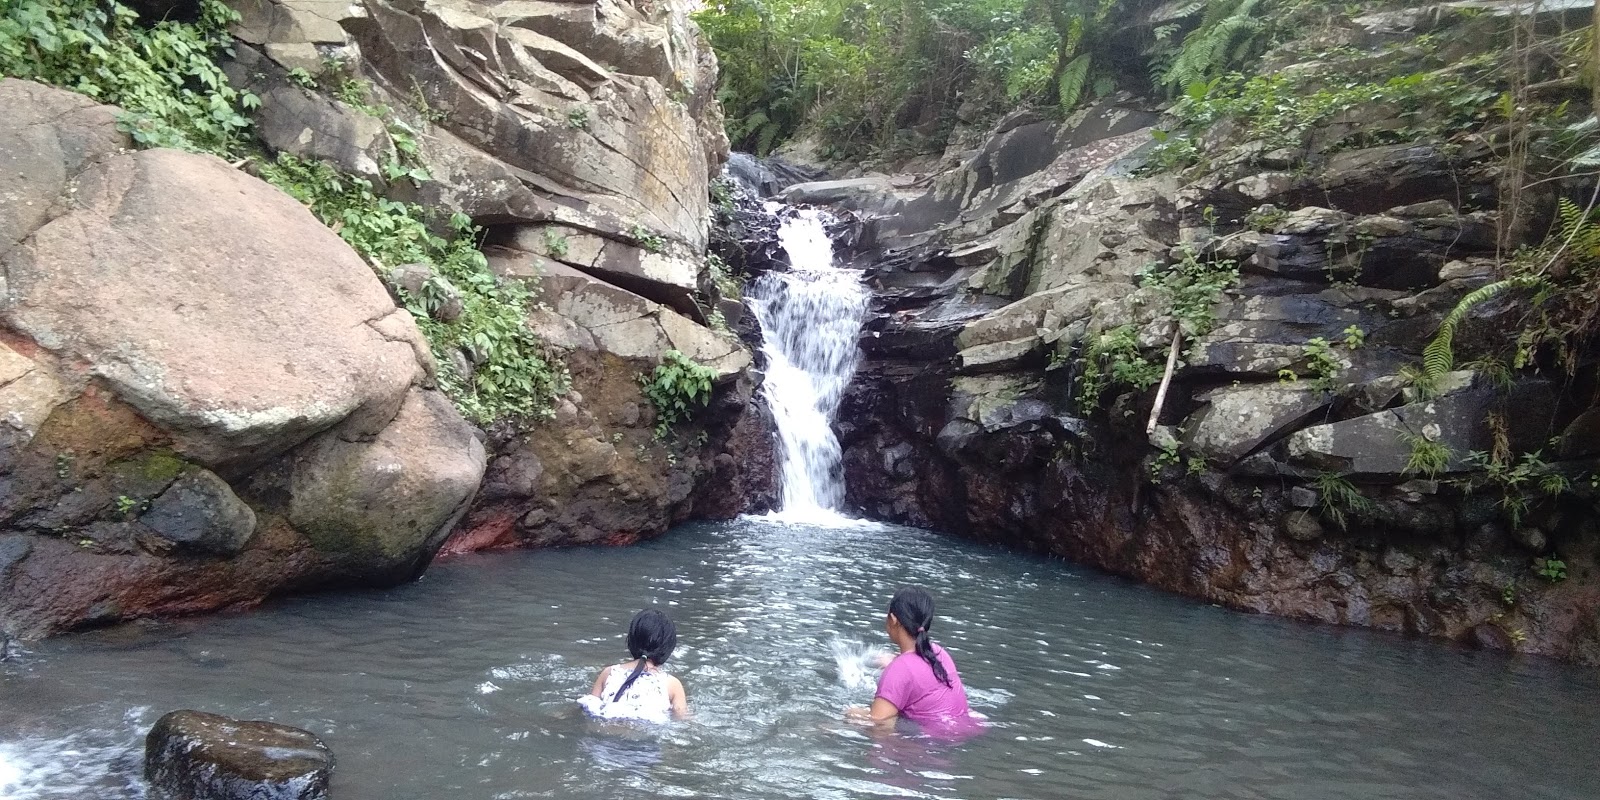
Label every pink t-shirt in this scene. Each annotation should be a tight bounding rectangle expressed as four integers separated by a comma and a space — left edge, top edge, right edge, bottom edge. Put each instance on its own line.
875, 644, 971, 723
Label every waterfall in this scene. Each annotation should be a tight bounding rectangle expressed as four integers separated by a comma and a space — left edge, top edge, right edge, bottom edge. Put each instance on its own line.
747, 209, 870, 524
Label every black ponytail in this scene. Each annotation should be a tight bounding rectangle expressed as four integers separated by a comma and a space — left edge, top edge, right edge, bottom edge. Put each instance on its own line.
612, 608, 678, 702
889, 586, 951, 687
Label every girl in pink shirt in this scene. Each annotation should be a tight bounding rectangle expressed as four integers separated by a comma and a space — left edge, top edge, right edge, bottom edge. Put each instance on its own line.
846, 586, 973, 726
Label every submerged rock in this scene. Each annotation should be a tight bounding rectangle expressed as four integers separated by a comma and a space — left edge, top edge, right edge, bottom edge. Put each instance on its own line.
145, 710, 333, 800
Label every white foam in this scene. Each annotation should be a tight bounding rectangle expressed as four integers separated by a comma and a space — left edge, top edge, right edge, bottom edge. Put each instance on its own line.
0, 729, 148, 799
747, 210, 871, 520
827, 639, 891, 690
0, 751, 22, 795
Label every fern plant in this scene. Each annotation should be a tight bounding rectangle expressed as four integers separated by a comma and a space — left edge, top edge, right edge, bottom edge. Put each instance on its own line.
1420, 275, 1543, 382
1157, 0, 1268, 94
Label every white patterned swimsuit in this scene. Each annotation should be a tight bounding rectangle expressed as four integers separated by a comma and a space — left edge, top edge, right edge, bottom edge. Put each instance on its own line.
578, 664, 672, 724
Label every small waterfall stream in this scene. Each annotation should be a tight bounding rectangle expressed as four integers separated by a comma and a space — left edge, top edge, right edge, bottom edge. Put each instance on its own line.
746, 209, 870, 523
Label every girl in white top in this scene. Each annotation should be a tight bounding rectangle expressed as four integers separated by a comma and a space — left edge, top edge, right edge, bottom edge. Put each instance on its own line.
577, 608, 688, 724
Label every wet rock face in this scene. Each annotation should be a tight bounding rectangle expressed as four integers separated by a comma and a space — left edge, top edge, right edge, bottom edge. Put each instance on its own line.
444, 347, 776, 554
823, 16, 1600, 664
843, 368, 1600, 663
145, 710, 333, 800
0, 80, 484, 638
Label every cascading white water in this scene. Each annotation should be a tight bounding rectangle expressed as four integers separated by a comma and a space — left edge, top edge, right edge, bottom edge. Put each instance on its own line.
747, 209, 870, 524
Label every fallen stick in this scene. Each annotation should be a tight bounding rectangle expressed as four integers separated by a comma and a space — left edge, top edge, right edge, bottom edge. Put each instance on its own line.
1146, 326, 1182, 437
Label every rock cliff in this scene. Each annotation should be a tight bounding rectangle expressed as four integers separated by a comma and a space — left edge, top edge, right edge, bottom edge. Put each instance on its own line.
0, 0, 773, 638
802, 5, 1600, 662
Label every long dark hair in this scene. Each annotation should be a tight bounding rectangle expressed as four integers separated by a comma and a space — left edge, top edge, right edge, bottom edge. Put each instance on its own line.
889, 586, 951, 687
612, 608, 678, 702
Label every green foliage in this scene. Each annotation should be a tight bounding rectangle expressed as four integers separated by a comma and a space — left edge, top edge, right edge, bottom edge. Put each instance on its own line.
259, 154, 565, 424
710, 178, 736, 214
707, 252, 741, 300
381, 118, 431, 186
1154, 0, 1268, 94
1534, 557, 1567, 583
1462, 449, 1567, 528
1244, 204, 1288, 232
629, 224, 667, 254
1490, 198, 1600, 375
1314, 471, 1372, 531
0, 0, 257, 153
1138, 248, 1239, 336
567, 105, 590, 129
1421, 276, 1543, 382
1400, 431, 1450, 478
695, 0, 1128, 157
543, 229, 571, 259
1341, 325, 1365, 350
407, 77, 446, 123
332, 76, 374, 110
1300, 337, 1342, 392
1149, 438, 1183, 483
640, 350, 718, 438
1152, 66, 1499, 172
114, 495, 139, 515
706, 306, 732, 334
1078, 249, 1236, 413
1076, 325, 1163, 412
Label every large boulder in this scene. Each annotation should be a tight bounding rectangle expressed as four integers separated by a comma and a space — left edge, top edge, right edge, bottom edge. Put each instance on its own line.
228, 0, 727, 307
139, 470, 259, 556
1286, 381, 1557, 476
503, 223, 702, 314
0, 80, 485, 636
2, 143, 428, 469
145, 710, 333, 800
272, 388, 486, 582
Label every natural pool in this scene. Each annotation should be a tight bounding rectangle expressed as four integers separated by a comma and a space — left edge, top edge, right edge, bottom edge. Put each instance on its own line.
2, 517, 1598, 800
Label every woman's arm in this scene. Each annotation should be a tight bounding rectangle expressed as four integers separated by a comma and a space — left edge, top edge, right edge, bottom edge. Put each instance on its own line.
588, 665, 611, 698
667, 675, 690, 719
844, 697, 900, 724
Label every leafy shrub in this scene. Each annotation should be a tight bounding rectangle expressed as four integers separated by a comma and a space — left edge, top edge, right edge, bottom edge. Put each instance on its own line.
1534, 557, 1567, 582
1139, 249, 1239, 336
640, 350, 717, 438
0, 0, 257, 153
1401, 431, 1451, 478
1076, 325, 1163, 411
259, 154, 566, 424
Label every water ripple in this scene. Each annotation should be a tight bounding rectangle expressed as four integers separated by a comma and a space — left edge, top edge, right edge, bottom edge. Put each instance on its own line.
2, 518, 1598, 799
